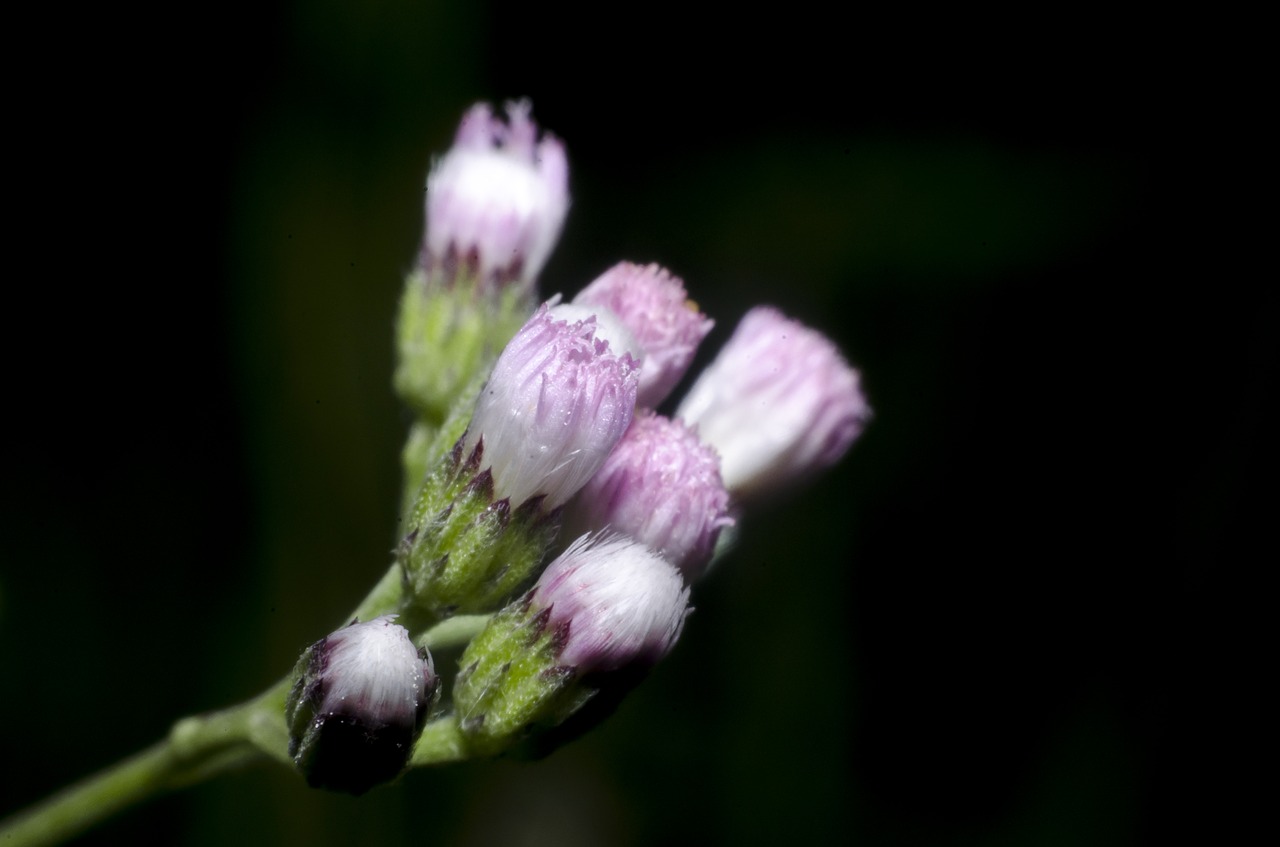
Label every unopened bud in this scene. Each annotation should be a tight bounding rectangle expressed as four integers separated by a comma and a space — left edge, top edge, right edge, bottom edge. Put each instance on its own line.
453, 535, 689, 756
563, 410, 733, 581
462, 303, 639, 510
573, 262, 713, 407
400, 304, 638, 615
422, 100, 569, 294
286, 616, 439, 795
677, 306, 870, 500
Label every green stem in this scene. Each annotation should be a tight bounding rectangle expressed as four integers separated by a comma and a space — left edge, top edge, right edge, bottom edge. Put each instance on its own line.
0, 682, 290, 847
1, 561, 484, 846
346, 563, 407, 624
418, 614, 490, 652
0, 741, 224, 847
409, 715, 468, 766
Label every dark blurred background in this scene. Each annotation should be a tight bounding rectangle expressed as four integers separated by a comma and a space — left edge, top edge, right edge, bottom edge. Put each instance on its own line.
3, 2, 1264, 845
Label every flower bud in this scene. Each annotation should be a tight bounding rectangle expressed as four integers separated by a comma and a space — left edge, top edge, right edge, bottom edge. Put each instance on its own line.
399, 305, 639, 615
422, 100, 569, 294
532, 535, 690, 672
563, 410, 733, 581
453, 535, 690, 756
463, 304, 639, 510
676, 306, 871, 500
285, 616, 439, 795
573, 262, 713, 407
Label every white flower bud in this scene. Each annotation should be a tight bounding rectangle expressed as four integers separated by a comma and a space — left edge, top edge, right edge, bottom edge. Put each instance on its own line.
285, 615, 439, 794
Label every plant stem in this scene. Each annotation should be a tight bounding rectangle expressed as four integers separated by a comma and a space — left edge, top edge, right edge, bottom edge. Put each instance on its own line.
347, 563, 406, 623
0, 682, 289, 847
409, 715, 468, 766
0, 565, 481, 846
417, 613, 490, 653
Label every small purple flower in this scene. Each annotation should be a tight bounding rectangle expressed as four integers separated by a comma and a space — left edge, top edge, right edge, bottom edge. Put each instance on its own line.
676, 306, 871, 500
573, 262, 714, 407
532, 534, 690, 673
286, 615, 439, 794
564, 410, 733, 581
464, 304, 639, 510
423, 100, 569, 293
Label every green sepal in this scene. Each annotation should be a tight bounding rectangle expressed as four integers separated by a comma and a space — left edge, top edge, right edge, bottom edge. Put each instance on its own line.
393, 269, 531, 427
452, 597, 588, 758
399, 374, 482, 523
283, 641, 320, 762
398, 437, 559, 616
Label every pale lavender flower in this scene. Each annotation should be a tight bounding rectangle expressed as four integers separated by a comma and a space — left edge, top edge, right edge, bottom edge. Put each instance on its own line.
676, 306, 870, 500
531, 534, 690, 673
286, 615, 439, 795
573, 262, 714, 407
464, 305, 639, 510
564, 410, 733, 581
423, 100, 569, 293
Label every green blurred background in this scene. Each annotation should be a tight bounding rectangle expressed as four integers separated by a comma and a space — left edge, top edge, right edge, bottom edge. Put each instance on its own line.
3, 2, 1262, 845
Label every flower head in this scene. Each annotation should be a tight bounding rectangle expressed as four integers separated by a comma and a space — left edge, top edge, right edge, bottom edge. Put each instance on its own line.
451, 534, 690, 755
423, 100, 569, 293
531, 534, 690, 673
463, 304, 639, 510
573, 262, 714, 407
285, 615, 439, 795
677, 306, 870, 499
564, 410, 733, 581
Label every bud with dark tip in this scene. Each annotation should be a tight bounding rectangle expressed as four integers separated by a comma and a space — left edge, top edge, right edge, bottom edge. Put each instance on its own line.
286, 615, 439, 795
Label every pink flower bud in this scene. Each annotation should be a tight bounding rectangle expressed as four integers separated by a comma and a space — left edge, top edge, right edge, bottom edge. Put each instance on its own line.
573, 262, 714, 407
464, 305, 639, 510
565, 410, 733, 581
532, 535, 691, 673
423, 101, 569, 293
676, 306, 870, 499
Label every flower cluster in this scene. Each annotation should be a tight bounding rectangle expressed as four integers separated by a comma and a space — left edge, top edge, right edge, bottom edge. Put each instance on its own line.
0, 96, 885, 847
293, 99, 872, 788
